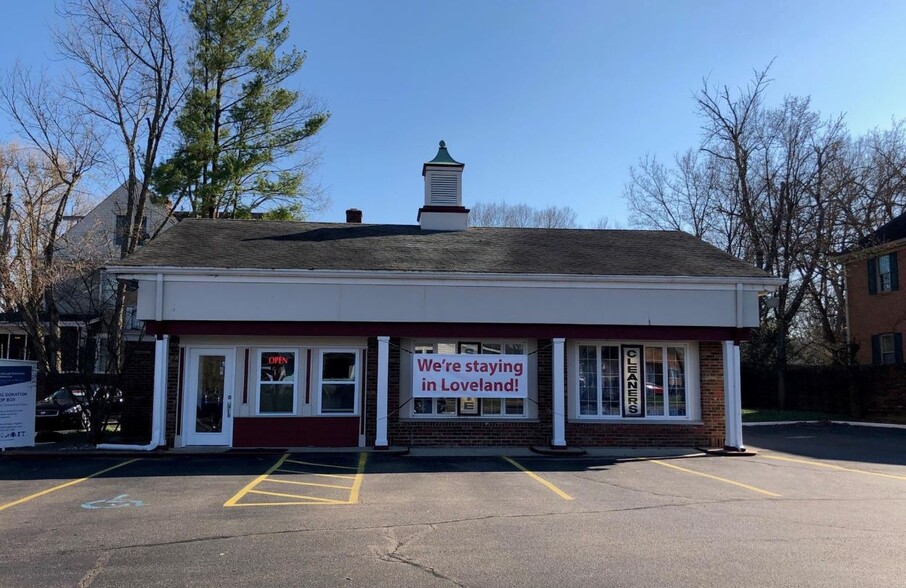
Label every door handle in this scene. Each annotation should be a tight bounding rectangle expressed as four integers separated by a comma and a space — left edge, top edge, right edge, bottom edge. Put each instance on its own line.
227, 401, 232, 418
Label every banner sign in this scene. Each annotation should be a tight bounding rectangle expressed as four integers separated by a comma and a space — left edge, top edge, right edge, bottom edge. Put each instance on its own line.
413, 354, 527, 398
0, 360, 37, 449
621, 345, 645, 418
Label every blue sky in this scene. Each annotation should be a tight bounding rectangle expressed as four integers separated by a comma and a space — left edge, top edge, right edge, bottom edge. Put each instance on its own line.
2, 1, 906, 226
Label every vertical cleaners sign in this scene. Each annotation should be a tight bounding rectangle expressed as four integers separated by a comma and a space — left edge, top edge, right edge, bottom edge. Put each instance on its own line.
622, 345, 645, 418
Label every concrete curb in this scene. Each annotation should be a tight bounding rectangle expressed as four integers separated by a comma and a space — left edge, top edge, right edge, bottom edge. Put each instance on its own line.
0, 446, 411, 460
744, 420, 906, 430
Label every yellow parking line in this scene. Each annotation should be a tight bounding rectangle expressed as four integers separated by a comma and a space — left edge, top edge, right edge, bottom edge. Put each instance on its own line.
651, 459, 781, 497
228, 500, 348, 507
502, 456, 573, 500
265, 478, 353, 490
347, 453, 368, 504
274, 468, 356, 480
762, 454, 906, 481
285, 459, 359, 471
0, 459, 141, 512
224, 453, 289, 507
248, 489, 346, 503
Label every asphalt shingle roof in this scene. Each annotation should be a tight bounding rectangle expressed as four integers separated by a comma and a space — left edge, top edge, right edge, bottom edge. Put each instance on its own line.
116, 219, 771, 279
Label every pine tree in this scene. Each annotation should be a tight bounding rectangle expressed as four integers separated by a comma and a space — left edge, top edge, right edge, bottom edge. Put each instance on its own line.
154, 0, 328, 218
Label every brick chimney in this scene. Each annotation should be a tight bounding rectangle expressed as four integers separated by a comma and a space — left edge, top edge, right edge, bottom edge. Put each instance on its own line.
345, 208, 363, 223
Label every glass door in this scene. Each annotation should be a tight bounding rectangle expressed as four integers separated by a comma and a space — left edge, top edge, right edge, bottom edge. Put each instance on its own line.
184, 349, 234, 446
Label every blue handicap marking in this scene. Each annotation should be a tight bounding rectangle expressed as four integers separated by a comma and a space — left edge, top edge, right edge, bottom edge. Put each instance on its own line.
81, 494, 143, 510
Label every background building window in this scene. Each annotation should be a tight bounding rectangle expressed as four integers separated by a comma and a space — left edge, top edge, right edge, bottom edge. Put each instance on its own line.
258, 350, 297, 414
320, 351, 358, 414
871, 333, 902, 365
577, 343, 688, 418
868, 252, 899, 294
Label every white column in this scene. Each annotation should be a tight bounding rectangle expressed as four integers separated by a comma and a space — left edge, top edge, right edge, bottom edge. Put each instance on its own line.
551, 338, 566, 448
152, 335, 170, 447
375, 336, 390, 448
723, 340, 744, 451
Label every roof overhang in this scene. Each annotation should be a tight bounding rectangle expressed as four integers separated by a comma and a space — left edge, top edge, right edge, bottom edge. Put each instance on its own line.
105, 265, 785, 292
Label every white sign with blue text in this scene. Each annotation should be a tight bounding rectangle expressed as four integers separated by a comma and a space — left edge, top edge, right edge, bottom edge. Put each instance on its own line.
0, 359, 37, 448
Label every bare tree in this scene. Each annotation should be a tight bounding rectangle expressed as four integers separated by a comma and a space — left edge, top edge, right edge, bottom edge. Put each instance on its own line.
469, 202, 579, 228
0, 65, 104, 373
55, 0, 182, 370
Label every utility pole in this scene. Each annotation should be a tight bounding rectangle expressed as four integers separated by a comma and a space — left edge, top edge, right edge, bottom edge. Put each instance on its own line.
0, 192, 11, 256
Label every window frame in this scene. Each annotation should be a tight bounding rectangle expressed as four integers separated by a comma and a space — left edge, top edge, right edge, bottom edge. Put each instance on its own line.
316, 348, 361, 416
256, 348, 299, 416
879, 333, 896, 365
409, 339, 529, 419
573, 341, 693, 421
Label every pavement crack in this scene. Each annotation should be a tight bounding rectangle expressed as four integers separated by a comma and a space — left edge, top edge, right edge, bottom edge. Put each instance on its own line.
373, 525, 464, 587
77, 551, 110, 588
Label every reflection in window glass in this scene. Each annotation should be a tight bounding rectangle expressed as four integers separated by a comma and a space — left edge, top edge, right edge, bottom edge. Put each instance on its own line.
321, 352, 357, 414
259, 351, 296, 414
667, 347, 686, 416
579, 345, 598, 415
260, 383, 294, 413
601, 345, 621, 415
645, 347, 665, 416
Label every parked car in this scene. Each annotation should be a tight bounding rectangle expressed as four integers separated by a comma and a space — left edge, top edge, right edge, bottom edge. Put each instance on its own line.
35, 385, 124, 432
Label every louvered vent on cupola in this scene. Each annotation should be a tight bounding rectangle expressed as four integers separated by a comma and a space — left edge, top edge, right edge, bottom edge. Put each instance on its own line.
418, 140, 469, 231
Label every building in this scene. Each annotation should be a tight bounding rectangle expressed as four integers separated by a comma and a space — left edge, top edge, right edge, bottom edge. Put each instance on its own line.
0, 182, 175, 373
842, 212, 906, 365
108, 142, 782, 450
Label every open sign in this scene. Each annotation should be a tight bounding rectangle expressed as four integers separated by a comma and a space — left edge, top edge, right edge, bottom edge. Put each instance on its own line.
268, 355, 289, 365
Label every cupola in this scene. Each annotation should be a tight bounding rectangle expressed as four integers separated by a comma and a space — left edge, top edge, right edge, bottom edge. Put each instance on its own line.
418, 140, 469, 231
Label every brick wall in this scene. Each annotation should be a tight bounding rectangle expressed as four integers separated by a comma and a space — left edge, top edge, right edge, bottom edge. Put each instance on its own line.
367, 338, 728, 448
118, 340, 156, 442
846, 249, 906, 364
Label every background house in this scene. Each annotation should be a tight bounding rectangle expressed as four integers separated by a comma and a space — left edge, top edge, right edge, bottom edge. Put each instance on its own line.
843, 212, 906, 365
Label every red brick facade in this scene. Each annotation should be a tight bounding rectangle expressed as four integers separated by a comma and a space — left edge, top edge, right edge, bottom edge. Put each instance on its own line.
846, 247, 906, 364
360, 337, 727, 448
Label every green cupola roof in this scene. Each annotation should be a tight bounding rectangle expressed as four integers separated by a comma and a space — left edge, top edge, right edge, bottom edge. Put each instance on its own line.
422, 140, 464, 175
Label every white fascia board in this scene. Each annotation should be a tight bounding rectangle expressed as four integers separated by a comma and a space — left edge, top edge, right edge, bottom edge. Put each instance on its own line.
106, 265, 786, 292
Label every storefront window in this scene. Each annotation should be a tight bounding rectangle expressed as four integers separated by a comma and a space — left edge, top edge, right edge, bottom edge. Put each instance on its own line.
258, 350, 297, 414
577, 343, 688, 419
411, 341, 527, 418
320, 351, 358, 414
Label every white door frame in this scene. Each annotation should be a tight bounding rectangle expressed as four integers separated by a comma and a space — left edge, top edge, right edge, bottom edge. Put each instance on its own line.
182, 347, 236, 447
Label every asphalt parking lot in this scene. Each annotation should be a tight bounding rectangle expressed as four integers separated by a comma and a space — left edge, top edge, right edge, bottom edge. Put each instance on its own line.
1, 423, 905, 587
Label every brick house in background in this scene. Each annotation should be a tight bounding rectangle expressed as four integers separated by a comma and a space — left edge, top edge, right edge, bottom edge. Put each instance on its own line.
107, 142, 783, 451
843, 212, 906, 365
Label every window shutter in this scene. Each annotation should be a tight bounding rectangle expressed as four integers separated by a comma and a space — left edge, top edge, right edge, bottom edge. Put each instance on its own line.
890, 253, 899, 291
871, 334, 881, 365
867, 258, 877, 294
896, 333, 904, 364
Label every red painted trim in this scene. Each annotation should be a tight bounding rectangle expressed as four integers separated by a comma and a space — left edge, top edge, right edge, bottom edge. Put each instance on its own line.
147, 321, 751, 342
417, 205, 470, 221
305, 349, 312, 405
176, 347, 185, 437
232, 417, 359, 447
242, 349, 250, 404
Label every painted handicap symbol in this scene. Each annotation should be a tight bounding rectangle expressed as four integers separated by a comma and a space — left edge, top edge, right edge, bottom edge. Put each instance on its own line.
81, 494, 143, 509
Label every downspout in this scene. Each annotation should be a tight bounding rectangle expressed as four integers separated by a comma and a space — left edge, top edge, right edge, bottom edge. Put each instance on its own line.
98, 274, 166, 451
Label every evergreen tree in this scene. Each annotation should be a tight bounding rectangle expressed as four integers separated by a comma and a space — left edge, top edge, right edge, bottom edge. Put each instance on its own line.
154, 0, 328, 218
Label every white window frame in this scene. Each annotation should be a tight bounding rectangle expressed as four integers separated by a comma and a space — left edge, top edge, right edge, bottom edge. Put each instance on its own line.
409, 340, 529, 419
316, 348, 361, 416
878, 254, 894, 292
573, 341, 693, 421
879, 333, 896, 365
256, 348, 299, 416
